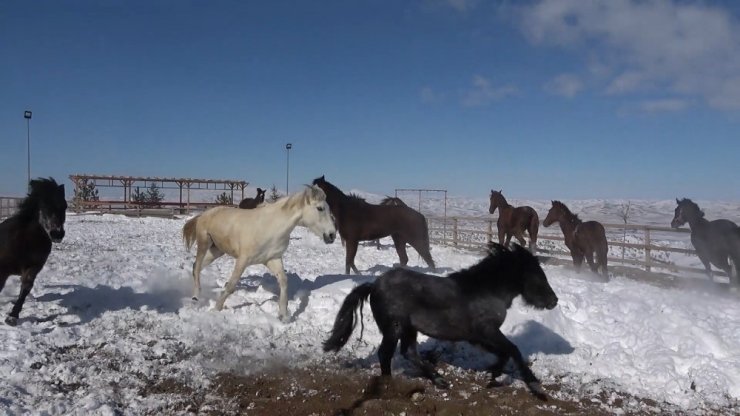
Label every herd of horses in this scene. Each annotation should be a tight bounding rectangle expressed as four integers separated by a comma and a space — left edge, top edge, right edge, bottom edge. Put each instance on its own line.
2, 176, 740, 401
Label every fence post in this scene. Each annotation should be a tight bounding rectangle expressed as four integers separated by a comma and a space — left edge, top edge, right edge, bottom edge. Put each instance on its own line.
453, 218, 459, 247
644, 227, 651, 272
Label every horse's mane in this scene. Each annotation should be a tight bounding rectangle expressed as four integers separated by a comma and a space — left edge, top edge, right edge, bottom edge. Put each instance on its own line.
280, 186, 326, 211
552, 200, 581, 222
678, 198, 705, 218
16, 178, 60, 221
348, 193, 366, 203
380, 197, 407, 207
447, 244, 521, 294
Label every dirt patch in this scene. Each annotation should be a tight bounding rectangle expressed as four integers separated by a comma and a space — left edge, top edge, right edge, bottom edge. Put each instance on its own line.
149, 364, 679, 415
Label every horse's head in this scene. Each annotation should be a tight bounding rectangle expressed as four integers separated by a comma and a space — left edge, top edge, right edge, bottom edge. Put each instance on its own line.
256, 188, 266, 203
29, 178, 67, 243
299, 185, 337, 244
543, 201, 560, 227
513, 244, 558, 310
488, 190, 503, 214
671, 198, 702, 228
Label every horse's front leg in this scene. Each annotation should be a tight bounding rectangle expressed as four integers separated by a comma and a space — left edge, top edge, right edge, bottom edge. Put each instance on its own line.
480, 329, 547, 401
215, 257, 250, 311
400, 328, 448, 388
6, 268, 41, 326
345, 239, 360, 274
265, 258, 291, 322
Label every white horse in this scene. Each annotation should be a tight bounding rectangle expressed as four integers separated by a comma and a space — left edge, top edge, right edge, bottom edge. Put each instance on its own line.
183, 185, 336, 321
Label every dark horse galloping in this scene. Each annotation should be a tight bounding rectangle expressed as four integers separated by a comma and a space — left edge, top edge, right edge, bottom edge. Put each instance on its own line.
323, 243, 558, 400
489, 190, 539, 252
238, 188, 266, 209
671, 198, 740, 285
543, 201, 609, 278
0, 178, 67, 326
312, 176, 435, 274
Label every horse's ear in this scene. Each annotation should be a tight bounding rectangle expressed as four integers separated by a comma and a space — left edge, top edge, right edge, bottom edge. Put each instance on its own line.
58, 184, 65, 195
676, 198, 680, 204
487, 241, 505, 255
499, 189, 502, 193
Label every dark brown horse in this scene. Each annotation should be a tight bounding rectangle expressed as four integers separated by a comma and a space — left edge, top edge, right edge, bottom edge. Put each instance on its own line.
543, 201, 608, 278
488, 190, 539, 252
671, 198, 740, 285
312, 176, 435, 274
0, 178, 67, 326
238, 188, 266, 209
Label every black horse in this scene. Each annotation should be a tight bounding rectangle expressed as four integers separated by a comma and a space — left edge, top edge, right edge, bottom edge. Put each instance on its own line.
671, 198, 740, 285
312, 176, 434, 274
238, 187, 266, 209
324, 243, 558, 400
0, 178, 67, 325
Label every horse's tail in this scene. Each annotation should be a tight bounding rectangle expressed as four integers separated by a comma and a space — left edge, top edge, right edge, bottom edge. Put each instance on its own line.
420, 215, 436, 270
183, 215, 200, 251
323, 282, 373, 352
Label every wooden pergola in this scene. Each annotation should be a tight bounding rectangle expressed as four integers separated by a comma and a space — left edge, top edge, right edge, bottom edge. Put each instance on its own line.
69, 174, 248, 212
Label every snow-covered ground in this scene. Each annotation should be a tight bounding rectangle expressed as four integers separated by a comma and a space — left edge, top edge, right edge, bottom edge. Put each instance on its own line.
1, 201, 740, 414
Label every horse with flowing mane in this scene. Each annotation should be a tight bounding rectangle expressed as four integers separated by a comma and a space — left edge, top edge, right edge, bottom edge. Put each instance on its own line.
323, 242, 558, 400
183, 185, 336, 321
0, 178, 67, 326
671, 198, 740, 285
312, 176, 434, 274
489, 190, 539, 252
543, 201, 608, 278
238, 188, 266, 209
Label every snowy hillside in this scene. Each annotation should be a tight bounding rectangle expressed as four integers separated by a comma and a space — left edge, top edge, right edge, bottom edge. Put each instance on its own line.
1, 202, 739, 414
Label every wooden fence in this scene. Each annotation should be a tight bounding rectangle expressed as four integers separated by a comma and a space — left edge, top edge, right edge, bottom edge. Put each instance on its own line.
427, 215, 719, 278
0, 197, 22, 219
73, 199, 228, 215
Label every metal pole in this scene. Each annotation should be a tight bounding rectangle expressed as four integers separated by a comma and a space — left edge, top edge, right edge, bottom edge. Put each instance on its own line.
24, 110, 32, 189
285, 143, 292, 194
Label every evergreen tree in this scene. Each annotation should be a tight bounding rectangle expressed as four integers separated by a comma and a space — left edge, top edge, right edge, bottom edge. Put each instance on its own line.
268, 184, 282, 202
72, 179, 99, 210
131, 186, 148, 207
146, 183, 164, 206
215, 192, 233, 205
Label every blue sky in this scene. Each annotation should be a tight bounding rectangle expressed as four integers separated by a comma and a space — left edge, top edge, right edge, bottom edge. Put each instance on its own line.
2, 0, 740, 200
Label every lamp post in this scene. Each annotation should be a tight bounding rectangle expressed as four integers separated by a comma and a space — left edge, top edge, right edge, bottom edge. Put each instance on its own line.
24, 110, 32, 188
285, 143, 292, 194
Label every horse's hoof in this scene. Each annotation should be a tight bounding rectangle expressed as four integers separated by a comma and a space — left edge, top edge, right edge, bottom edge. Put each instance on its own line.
191, 296, 198, 302
5, 316, 18, 326
527, 382, 548, 401
279, 314, 292, 323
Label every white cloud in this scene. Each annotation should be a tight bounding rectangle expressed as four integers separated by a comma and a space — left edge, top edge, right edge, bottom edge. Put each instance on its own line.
639, 99, 690, 113
517, 0, 740, 111
420, 86, 444, 104
461, 75, 518, 107
545, 73, 583, 97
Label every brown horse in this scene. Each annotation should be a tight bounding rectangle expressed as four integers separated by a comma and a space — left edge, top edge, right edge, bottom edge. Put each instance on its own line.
488, 190, 539, 252
312, 176, 435, 274
543, 201, 609, 278
238, 188, 266, 209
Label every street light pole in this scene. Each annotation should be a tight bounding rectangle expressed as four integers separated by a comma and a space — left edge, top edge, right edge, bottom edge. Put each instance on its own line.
285, 143, 292, 194
24, 110, 32, 189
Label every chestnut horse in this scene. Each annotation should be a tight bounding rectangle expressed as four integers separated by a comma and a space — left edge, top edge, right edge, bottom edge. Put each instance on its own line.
238, 188, 266, 209
488, 190, 538, 253
543, 200, 608, 278
313, 176, 434, 274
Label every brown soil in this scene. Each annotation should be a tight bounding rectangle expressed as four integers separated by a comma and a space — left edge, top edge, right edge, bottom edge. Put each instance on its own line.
142, 363, 686, 416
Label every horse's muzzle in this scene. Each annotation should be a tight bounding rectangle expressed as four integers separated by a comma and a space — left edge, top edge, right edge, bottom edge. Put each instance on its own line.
670, 219, 681, 228
546, 297, 558, 310
324, 232, 336, 244
50, 229, 65, 243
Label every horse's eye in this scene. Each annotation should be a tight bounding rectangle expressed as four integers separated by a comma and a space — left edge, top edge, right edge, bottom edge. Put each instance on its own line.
317, 206, 324, 212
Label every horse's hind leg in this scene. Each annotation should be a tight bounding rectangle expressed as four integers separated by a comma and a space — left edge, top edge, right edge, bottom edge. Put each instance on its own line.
391, 235, 409, 267
215, 256, 250, 311
408, 239, 435, 270
192, 245, 224, 301
191, 236, 213, 300
266, 258, 291, 321
6, 268, 40, 326
400, 328, 448, 388
585, 251, 598, 273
